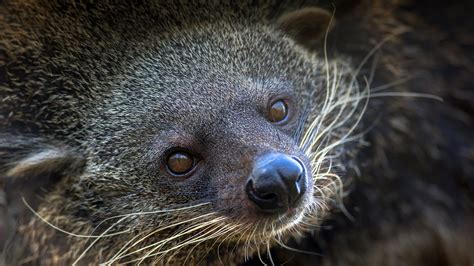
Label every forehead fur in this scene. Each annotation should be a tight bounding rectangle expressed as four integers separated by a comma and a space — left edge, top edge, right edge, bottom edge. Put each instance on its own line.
1, 0, 324, 136
72, 12, 325, 166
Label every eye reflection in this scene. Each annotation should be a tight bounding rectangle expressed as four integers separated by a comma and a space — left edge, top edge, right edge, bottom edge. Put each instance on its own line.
166, 151, 195, 176
268, 100, 288, 123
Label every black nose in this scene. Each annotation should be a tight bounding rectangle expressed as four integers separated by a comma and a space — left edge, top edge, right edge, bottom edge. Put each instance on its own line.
246, 153, 307, 213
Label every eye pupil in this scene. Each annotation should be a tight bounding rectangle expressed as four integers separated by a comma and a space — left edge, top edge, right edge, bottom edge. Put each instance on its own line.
167, 151, 195, 175
269, 100, 288, 122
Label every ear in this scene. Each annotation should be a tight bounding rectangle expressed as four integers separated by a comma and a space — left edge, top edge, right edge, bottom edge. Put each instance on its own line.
5, 147, 84, 180
1, 136, 85, 207
277, 7, 334, 49
0, 135, 85, 245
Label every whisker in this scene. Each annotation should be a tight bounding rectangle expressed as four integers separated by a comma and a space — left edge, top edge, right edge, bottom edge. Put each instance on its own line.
103, 211, 215, 264
22, 197, 129, 239
73, 216, 130, 265
109, 213, 219, 263
267, 240, 275, 266
274, 236, 321, 257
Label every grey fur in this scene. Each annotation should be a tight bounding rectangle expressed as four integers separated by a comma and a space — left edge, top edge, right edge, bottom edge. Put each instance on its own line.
2, 0, 472, 265
0, 1, 350, 264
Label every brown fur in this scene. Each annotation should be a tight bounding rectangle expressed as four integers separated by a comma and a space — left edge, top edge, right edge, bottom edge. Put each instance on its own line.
0, 1, 351, 264
1, 0, 473, 265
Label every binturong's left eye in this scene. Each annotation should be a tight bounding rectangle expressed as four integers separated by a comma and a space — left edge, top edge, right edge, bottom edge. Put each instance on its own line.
166, 150, 197, 177
268, 99, 289, 123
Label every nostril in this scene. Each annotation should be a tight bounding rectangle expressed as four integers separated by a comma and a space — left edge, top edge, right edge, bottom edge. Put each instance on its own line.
246, 180, 277, 200
285, 156, 306, 208
292, 156, 305, 180
259, 192, 277, 200
246, 179, 283, 213
246, 179, 256, 194
296, 173, 302, 183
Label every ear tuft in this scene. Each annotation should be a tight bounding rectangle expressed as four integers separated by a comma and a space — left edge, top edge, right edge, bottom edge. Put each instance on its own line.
277, 7, 334, 49
6, 148, 84, 179
0, 136, 85, 210
0, 136, 85, 249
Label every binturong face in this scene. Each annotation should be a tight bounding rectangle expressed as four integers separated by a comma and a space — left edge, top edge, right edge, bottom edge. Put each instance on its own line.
1, 3, 365, 265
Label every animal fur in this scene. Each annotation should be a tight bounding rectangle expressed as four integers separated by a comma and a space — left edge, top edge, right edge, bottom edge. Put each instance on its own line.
1, 0, 473, 265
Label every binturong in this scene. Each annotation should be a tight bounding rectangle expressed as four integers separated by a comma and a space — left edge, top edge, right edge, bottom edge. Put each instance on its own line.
0, 1, 365, 265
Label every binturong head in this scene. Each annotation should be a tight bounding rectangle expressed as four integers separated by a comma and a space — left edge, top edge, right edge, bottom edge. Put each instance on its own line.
1, 2, 364, 265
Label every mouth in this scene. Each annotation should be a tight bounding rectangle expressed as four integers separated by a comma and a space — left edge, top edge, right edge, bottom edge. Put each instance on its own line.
234, 191, 313, 240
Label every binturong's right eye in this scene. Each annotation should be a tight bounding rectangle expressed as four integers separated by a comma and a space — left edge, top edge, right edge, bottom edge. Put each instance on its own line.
267, 99, 289, 123
165, 149, 198, 177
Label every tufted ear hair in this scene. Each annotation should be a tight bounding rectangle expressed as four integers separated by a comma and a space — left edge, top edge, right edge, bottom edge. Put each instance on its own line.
4, 147, 84, 180
0, 135, 85, 246
0, 135, 85, 205
277, 7, 334, 49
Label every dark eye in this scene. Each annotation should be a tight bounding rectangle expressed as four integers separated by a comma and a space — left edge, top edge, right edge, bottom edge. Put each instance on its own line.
268, 99, 288, 123
166, 150, 196, 176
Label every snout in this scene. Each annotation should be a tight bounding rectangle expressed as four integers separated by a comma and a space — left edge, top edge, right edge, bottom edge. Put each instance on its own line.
246, 153, 307, 213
